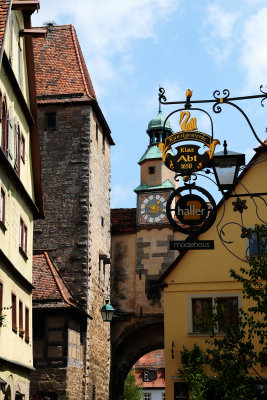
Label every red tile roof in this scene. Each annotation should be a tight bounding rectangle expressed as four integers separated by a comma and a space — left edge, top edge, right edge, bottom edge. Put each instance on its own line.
33, 25, 95, 100
32, 24, 114, 145
0, 0, 11, 63
32, 252, 77, 309
135, 350, 165, 368
134, 350, 165, 389
111, 208, 137, 234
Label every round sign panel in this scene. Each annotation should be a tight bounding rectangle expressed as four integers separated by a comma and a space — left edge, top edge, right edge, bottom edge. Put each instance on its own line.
166, 185, 217, 235
175, 194, 208, 226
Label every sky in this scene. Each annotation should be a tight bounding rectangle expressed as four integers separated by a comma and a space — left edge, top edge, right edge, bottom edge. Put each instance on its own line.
32, 0, 267, 208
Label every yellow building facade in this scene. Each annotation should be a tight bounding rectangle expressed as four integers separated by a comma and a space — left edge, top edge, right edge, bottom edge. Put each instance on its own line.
0, 1, 43, 399
161, 145, 267, 399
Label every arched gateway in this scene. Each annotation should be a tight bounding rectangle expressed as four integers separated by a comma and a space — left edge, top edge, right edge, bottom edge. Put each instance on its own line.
110, 316, 164, 400
110, 106, 185, 399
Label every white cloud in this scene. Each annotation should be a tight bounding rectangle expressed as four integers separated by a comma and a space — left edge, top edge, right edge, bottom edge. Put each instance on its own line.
34, 0, 180, 95
240, 8, 267, 91
202, 4, 239, 63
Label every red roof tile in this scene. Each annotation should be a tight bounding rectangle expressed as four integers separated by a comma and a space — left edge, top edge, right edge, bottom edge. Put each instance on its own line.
32, 24, 95, 101
111, 208, 137, 234
0, 0, 11, 62
32, 252, 76, 308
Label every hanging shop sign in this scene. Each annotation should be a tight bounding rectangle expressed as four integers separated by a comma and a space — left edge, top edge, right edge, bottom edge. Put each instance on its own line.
166, 185, 217, 235
158, 107, 220, 174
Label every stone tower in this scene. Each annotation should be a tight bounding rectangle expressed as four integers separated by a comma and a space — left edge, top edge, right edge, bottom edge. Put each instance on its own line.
31, 25, 114, 400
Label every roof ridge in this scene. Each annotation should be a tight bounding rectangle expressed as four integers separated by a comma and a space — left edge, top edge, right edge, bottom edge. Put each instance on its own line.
43, 251, 75, 307
70, 24, 93, 100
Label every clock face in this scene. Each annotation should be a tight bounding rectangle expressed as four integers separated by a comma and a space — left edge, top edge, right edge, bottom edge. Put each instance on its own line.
140, 193, 168, 224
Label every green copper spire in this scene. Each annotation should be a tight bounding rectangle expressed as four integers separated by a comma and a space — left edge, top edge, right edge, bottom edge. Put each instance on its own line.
146, 103, 173, 145
139, 104, 174, 164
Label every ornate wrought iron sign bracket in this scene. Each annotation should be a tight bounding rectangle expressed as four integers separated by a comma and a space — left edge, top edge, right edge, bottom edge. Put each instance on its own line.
159, 86, 267, 147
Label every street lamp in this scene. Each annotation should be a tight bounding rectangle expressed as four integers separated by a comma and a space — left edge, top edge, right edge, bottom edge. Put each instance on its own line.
212, 140, 245, 198
100, 299, 115, 322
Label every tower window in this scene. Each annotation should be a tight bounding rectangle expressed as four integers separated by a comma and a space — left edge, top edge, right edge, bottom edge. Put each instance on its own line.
46, 113, 57, 131
148, 166, 155, 174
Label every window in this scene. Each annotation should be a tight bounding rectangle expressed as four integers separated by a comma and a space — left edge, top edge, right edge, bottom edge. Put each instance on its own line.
101, 216, 104, 227
217, 297, 238, 333
20, 134, 25, 162
14, 123, 20, 175
19, 300, 23, 336
249, 230, 267, 256
0, 187, 5, 225
19, 218, 27, 256
144, 393, 151, 400
46, 113, 56, 131
162, 394, 166, 400
25, 306, 29, 341
148, 166, 155, 174
7, 108, 13, 160
143, 370, 157, 382
1, 99, 8, 154
189, 294, 241, 334
12, 293, 17, 332
192, 298, 212, 333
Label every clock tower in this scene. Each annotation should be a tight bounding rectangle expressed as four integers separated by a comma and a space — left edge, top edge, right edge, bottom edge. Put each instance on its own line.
135, 104, 177, 226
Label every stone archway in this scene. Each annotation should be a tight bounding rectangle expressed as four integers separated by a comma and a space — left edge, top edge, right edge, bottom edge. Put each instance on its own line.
110, 316, 164, 400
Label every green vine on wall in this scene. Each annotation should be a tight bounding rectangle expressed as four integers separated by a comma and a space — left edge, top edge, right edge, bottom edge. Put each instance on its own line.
178, 344, 208, 400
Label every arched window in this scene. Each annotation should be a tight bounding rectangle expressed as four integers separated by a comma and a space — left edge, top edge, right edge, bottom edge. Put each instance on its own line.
1, 98, 8, 155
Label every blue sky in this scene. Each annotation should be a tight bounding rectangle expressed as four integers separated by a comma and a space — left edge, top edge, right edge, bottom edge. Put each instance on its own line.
32, 0, 267, 208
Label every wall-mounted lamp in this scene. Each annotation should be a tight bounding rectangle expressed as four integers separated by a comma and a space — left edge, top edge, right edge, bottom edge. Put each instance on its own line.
100, 299, 115, 322
212, 140, 245, 198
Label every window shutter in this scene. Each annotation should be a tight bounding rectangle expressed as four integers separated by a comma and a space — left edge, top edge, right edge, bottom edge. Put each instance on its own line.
7, 108, 13, 160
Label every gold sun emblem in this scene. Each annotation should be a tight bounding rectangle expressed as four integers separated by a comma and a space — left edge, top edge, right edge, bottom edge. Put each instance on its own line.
148, 201, 161, 215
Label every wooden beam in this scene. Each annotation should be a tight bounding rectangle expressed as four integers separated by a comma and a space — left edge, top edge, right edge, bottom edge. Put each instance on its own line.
20, 28, 47, 38
12, 1, 40, 11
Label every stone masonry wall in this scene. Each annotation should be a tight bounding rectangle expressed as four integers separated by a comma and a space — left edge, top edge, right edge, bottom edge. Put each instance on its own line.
86, 109, 111, 400
34, 104, 91, 307
33, 103, 112, 400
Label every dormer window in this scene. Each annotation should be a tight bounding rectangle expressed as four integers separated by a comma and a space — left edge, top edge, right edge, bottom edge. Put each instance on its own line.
148, 166, 155, 174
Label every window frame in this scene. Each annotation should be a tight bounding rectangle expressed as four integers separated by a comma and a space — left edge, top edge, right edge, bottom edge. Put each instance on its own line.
11, 292, 17, 332
45, 112, 57, 131
148, 166, 155, 174
144, 393, 152, 400
0, 186, 6, 227
25, 305, 29, 342
19, 217, 28, 258
14, 122, 21, 176
248, 229, 267, 256
1, 98, 8, 154
188, 293, 242, 335
20, 133, 25, 163
19, 299, 24, 337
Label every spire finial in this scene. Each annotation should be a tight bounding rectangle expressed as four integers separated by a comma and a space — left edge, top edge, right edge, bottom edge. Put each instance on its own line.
158, 100, 162, 114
